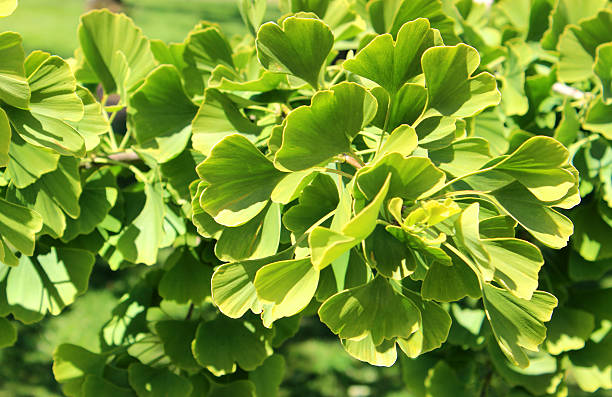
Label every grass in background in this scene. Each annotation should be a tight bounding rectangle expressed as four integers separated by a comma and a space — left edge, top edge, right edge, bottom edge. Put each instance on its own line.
0, 0, 280, 58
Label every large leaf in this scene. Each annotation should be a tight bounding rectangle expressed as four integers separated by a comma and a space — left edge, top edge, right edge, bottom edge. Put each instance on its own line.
128, 65, 198, 163
355, 153, 445, 201
197, 134, 286, 227
1, 247, 94, 323
117, 182, 165, 265
343, 18, 436, 94
192, 317, 270, 376
78, 9, 156, 96
0, 32, 29, 109
482, 284, 557, 368
422, 44, 501, 118
256, 15, 333, 89
0, 197, 42, 266
319, 275, 420, 345
254, 258, 319, 326
6, 51, 85, 156
6, 132, 59, 188
309, 174, 390, 270
274, 82, 377, 171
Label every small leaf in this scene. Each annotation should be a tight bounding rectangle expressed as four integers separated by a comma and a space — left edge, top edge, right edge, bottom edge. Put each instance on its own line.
0, 197, 42, 261
248, 354, 285, 397
274, 82, 377, 171
584, 95, 612, 139
155, 320, 199, 370
256, 16, 333, 89
545, 307, 595, 355
0, 32, 30, 108
159, 248, 213, 305
319, 275, 420, 345
595, 42, 612, 103
342, 335, 397, 367
5, 132, 59, 189
0, 317, 16, 348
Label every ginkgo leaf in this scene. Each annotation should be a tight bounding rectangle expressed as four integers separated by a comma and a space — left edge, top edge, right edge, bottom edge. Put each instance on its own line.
0, 316, 16, 348
128, 65, 198, 163
355, 153, 445, 201
584, 96, 612, 139
367, 0, 459, 44
422, 44, 501, 118
0, 32, 30, 109
0, 197, 42, 266
6, 132, 59, 189
342, 335, 397, 367
197, 134, 286, 227
545, 307, 595, 355
158, 248, 213, 305
309, 174, 390, 270
343, 18, 436, 94
211, 249, 295, 319
256, 15, 333, 89
78, 9, 156, 96
6, 52, 85, 156
319, 275, 420, 345
128, 363, 193, 397
274, 82, 377, 171
191, 88, 262, 155
595, 42, 612, 103
254, 258, 319, 327
0, 108, 8, 167
483, 283, 557, 368
192, 316, 270, 376
541, 0, 608, 50
155, 320, 199, 370
117, 182, 165, 265
1, 247, 94, 323
69, 85, 109, 151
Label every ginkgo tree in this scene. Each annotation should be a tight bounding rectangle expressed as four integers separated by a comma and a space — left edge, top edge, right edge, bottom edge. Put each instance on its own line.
0, 0, 610, 396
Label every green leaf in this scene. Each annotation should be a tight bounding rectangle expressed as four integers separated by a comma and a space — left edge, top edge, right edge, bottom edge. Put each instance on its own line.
248, 354, 285, 397
567, 331, 612, 393
117, 182, 165, 265
62, 167, 118, 242
342, 335, 397, 367
367, 0, 459, 44
128, 65, 198, 163
0, 197, 42, 264
356, 153, 445, 201
6, 52, 86, 156
541, 0, 608, 50
415, 116, 464, 151
343, 18, 436, 94
155, 320, 199, 370
211, 249, 295, 319
52, 344, 107, 395
0, 0, 17, 17
375, 124, 418, 159
482, 284, 557, 368
545, 307, 595, 355
255, 258, 319, 326
256, 16, 333, 89
595, 42, 612, 103
69, 85, 110, 151
319, 275, 420, 345
422, 44, 501, 118
0, 32, 30, 109
192, 317, 270, 376
557, 10, 612, 83
489, 181, 574, 249
365, 225, 414, 280
191, 88, 261, 155
82, 376, 135, 397
197, 134, 286, 226
429, 137, 492, 177
274, 82, 377, 171
309, 174, 390, 270
208, 380, 257, 397
282, 173, 338, 236
8, 157, 81, 238
159, 248, 213, 305
5, 132, 59, 188
128, 363, 192, 397
584, 95, 612, 139
424, 361, 469, 397
421, 255, 481, 302
396, 291, 451, 358
2, 247, 94, 323
78, 9, 156, 96
0, 316, 16, 348
215, 203, 281, 262
239, 0, 267, 36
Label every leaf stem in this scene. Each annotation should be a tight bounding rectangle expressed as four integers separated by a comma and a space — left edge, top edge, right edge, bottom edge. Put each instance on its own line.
91, 156, 149, 183
315, 167, 354, 179
118, 128, 132, 151
376, 99, 392, 155
294, 210, 336, 246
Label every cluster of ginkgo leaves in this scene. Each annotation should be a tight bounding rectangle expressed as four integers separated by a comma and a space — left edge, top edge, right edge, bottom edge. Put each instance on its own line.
0, 0, 610, 396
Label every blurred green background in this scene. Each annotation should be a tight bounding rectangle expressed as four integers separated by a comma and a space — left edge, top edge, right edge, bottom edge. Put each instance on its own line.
0, 1, 412, 396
